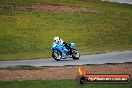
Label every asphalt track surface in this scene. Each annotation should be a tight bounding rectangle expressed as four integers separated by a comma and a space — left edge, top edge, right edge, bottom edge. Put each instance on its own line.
102, 0, 132, 4
0, 50, 132, 67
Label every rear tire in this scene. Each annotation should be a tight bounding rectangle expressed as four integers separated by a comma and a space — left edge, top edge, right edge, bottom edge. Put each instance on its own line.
72, 49, 80, 60
52, 50, 61, 61
76, 76, 86, 84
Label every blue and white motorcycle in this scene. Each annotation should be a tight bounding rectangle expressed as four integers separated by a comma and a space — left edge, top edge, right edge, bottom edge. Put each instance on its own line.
51, 43, 80, 61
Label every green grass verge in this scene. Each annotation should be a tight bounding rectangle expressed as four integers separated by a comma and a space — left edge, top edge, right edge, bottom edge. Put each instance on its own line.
0, 80, 131, 88
0, 0, 132, 60
0, 65, 39, 70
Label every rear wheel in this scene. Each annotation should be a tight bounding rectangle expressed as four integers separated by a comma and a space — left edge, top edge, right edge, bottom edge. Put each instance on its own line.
72, 49, 80, 60
52, 50, 61, 61
76, 76, 86, 84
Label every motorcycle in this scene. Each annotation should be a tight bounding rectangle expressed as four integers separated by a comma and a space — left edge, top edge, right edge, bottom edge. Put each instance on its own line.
51, 43, 80, 61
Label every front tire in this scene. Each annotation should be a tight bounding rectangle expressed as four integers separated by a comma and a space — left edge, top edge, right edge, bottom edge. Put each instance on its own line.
52, 51, 61, 61
72, 49, 80, 60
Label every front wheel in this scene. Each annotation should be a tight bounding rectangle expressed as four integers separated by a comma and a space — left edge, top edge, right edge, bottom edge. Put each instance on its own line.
52, 51, 61, 61
72, 49, 80, 60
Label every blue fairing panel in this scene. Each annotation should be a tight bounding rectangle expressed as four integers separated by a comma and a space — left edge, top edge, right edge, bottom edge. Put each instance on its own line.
69, 43, 75, 48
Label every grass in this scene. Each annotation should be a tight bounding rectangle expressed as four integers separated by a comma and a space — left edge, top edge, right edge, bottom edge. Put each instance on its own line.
0, 0, 132, 60
0, 65, 39, 70
0, 79, 131, 88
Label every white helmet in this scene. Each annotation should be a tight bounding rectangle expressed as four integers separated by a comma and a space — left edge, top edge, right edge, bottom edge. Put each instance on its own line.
54, 37, 60, 44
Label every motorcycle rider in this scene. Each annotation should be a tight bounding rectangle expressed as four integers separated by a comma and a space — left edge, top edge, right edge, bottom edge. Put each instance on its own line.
54, 36, 73, 54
